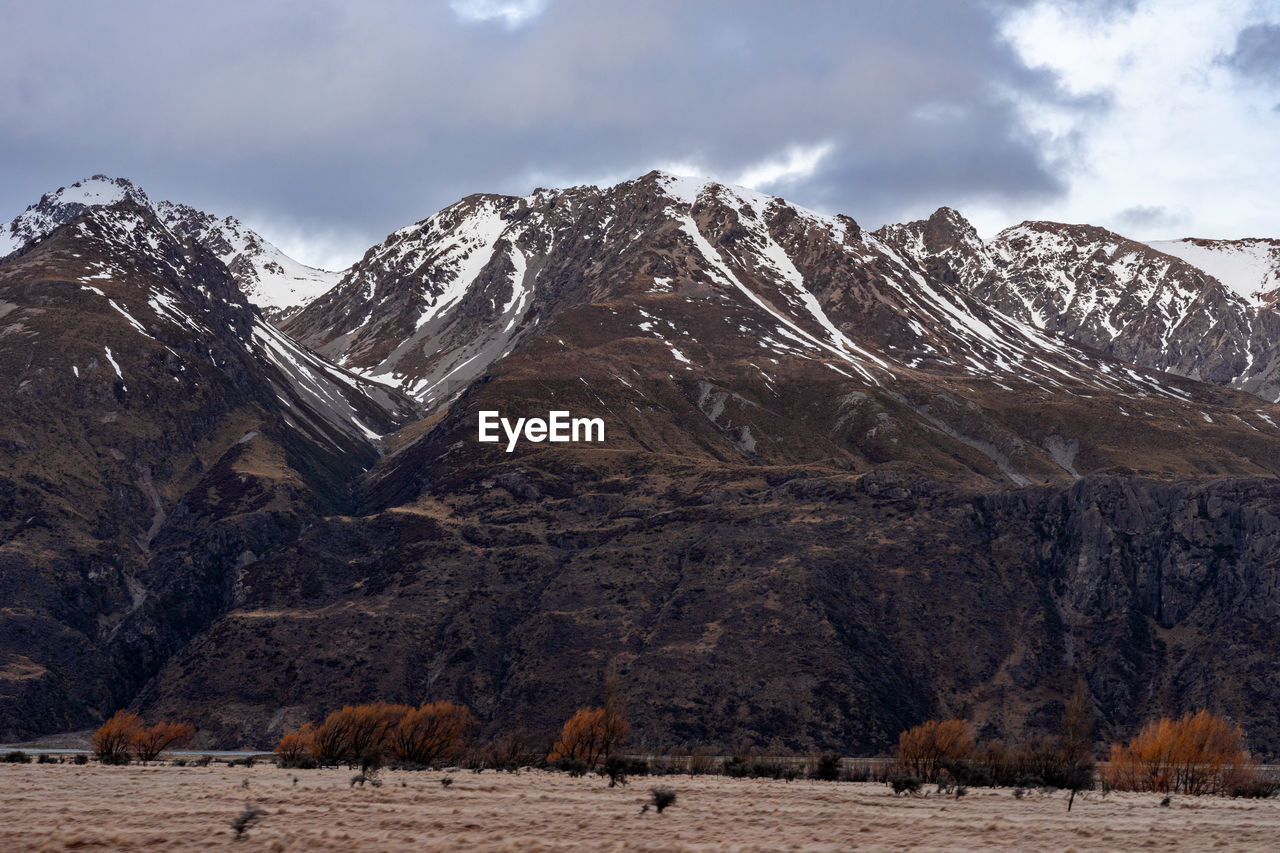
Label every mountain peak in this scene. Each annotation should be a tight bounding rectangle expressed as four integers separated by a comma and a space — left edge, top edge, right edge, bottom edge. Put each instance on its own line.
1, 174, 152, 257
2, 176, 343, 319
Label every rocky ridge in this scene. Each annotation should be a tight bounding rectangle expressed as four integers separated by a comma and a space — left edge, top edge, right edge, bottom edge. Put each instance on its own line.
1, 176, 343, 321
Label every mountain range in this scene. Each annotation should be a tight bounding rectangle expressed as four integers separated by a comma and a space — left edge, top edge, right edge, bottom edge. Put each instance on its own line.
2, 172, 1279, 755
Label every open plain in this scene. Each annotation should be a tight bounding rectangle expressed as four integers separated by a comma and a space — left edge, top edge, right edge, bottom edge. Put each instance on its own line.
3, 762, 1280, 851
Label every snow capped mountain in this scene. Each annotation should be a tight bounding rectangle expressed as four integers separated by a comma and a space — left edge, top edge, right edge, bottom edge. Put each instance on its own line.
0, 181, 412, 450
1147, 237, 1280, 308
9, 170, 1280, 757
0, 175, 151, 257
1, 175, 342, 319
881, 213, 1280, 404
156, 201, 343, 321
287, 172, 1234, 415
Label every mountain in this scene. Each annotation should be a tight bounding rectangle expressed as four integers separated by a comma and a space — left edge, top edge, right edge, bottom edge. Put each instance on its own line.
0, 185, 413, 738
1146, 237, 1280, 308
1, 176, 343, 320
881, 212, 1280, 403
5, 171, 1280, 757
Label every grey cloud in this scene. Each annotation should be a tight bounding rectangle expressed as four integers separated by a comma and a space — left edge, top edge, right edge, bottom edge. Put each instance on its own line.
1114, 204, 1186, 232
0, 0, 1095, 262
1219, 23, 1280, 83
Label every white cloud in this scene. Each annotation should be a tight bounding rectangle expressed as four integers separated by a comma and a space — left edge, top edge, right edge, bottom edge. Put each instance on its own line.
735, 142, 836, 190
996, 0, 1280, 239
449, 0, 547, 29
239, 214, 373, 272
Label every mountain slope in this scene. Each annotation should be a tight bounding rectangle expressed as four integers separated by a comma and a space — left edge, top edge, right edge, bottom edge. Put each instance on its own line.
0, 191, 412, 738
1147, 237, 1280, 308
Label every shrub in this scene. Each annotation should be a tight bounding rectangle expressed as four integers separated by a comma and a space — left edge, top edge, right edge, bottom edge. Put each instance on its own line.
888, 772, 922, 795
388, 701, 476, 767
687, 745, 718, 776
231, 804, 263, 840
602, 754, 630, 787
484, 729, 539, 771
131, 720, 195, 762
547, 705, 628, 770
92, 710, 144, 765
275, 722, 316, 768
651, 787, 677, 813
896, 719, 972, 782
311, 702, 410, 767
72, 753, 88, 765
811, 753, 842, 782
1224, 769, 1279, 799
3, 751, 31, 763
1105, 709, 1259, 795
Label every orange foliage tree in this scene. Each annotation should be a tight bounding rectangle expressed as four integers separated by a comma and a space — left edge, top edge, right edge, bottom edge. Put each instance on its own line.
896, 719, 973, 781
131, 720, 195, 762
1105, 709, 1258, 795
388, 701, 477, 767
547, 706, 629, 768
92, 710, 145, 764
274, 721, 316, 766
311, 701, 411, 766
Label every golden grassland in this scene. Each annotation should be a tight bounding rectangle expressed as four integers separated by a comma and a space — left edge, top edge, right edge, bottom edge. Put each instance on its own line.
4, 762, 1280, 851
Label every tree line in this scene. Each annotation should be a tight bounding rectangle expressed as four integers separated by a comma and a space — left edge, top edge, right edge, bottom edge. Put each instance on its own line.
88, 681, 1277, 800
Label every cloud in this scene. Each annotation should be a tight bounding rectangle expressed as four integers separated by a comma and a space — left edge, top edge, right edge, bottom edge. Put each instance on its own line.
4, 0, 1272, 264
734, 142, 836, 191
993, 0, 1280, 240
1218, 22, 1280, 83
450, 0, 548, 29
1114, 204, 1187, 232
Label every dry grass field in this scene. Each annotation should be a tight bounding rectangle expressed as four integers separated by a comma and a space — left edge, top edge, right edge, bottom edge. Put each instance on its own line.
4, 762, 1280, 851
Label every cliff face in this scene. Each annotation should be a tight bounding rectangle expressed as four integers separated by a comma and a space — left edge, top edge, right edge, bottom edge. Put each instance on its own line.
128, 462, 1280, 755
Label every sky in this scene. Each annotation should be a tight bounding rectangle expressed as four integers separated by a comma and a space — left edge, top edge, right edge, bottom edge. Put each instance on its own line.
2, 0, 1279, 269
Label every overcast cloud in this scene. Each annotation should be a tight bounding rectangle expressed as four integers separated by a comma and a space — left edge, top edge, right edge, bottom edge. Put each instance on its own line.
1, 0, 1277, 268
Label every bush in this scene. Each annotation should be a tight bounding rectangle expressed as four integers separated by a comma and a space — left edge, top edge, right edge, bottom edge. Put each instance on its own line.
484, 729, 540, 771
651, 787, 677, 813
811, 753, 842, 782
896, 719, 972, 782
388, 701, 476, 767
1224, 770, 1279, 799
687, 745, 718, 776
547, 706, 628, 770
92, 710, 143, 765
1105, 709, 1259, 795
888, 772, 922, 795
231, 804, 264, 840
3, 751, 31, 764
72, 754, 88, 765
275, 722, 316, 768
602, 754, 630, 787
132, 720, 195, 762
311, 702, 410, 767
